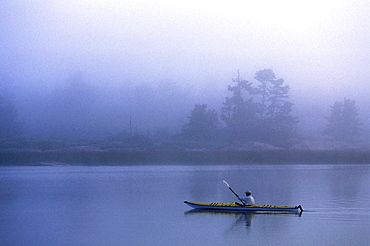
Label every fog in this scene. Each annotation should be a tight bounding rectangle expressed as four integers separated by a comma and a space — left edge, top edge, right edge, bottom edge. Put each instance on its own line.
1, 0, 369, 140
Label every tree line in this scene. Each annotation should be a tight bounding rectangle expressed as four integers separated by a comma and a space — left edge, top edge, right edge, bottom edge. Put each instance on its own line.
0, 69, 364, 148
181, 69, 363, 147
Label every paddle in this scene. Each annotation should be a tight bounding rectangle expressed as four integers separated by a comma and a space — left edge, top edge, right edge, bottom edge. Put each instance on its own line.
223, 180, 246, 205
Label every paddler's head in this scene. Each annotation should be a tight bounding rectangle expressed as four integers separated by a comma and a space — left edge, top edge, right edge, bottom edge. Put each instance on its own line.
245, 190, 252, 196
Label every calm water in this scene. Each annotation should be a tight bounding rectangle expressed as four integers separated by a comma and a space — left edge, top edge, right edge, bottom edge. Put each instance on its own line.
0, 164, 369, 245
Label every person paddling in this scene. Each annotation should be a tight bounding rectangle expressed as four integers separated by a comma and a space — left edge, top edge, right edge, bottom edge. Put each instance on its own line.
239, 190, 255, 205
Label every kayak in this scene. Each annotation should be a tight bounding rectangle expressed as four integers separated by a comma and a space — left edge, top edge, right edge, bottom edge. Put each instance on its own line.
184, 201, 303, 213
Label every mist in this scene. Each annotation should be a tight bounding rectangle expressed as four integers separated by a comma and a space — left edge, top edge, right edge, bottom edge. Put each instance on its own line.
1, 0, 369, 142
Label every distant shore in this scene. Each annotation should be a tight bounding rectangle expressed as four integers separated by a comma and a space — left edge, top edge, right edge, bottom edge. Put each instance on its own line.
1, 138, 369, 166
1, 148, 369, 166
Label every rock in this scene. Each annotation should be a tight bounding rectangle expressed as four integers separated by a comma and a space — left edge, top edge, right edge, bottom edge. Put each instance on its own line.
46, 146, 103, 152
221, 142, 284, 151
291, 140, 370, 151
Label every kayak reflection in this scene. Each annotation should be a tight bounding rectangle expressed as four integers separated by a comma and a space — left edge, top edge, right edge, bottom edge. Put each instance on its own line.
232, 213, 254, 229
184, 209, 302, 229
185, 209, 255, 227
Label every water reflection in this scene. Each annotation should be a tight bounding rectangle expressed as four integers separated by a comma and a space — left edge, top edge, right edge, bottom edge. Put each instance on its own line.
1, 165, 369, 245
234, 213, 254, 228
184, 209, 302, 230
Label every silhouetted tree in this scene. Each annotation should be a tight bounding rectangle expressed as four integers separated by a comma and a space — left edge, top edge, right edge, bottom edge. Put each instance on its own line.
0, 95, 21, 138
221, 72, 259, 141
221, 69, 298, 146
182, 104, 219, 141
254, 69, 277, 118
253, 69, 298, 143
323, 98, 362, 142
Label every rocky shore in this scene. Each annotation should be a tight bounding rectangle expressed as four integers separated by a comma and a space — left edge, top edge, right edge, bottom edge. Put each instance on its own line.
1, 140, 369, 165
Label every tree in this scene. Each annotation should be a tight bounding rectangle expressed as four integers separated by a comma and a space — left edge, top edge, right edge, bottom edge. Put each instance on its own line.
253, 69, 290, 119
0, 95, 21, 138
221, 69, 298, 146
254, 69, 298, 143
182, 104, 219, 141
323, 98, 362, 142
254, 69, 277, 118
221, 72, 259, 141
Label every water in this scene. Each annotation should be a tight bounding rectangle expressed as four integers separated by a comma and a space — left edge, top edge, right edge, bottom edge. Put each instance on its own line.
0, 164, 369, 245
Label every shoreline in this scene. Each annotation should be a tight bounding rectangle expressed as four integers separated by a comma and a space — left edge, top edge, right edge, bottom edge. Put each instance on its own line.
1, 149, 369, 166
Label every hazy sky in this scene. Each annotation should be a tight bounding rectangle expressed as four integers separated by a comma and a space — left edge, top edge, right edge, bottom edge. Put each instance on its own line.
1, 0, 369, 136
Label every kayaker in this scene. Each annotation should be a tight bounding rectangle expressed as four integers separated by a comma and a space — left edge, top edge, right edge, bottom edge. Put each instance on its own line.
239, 190, 255, 205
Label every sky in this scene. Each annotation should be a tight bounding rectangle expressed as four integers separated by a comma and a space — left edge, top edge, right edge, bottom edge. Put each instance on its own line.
1, 0, 369, 137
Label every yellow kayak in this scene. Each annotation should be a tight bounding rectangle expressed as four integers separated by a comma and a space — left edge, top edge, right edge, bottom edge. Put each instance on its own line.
184, 201, 303, 213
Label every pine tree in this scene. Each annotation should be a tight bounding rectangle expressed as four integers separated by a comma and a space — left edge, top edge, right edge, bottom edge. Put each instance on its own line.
253, 69, 298, 144
221, 69, 298, 146
221, 72, 258, 141
323, 98, 362, 142
182, 104, 219, 141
